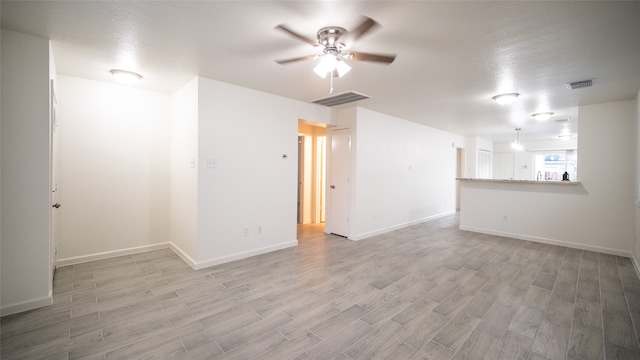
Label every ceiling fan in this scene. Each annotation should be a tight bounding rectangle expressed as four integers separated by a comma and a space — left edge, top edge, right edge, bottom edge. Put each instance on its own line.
274, 16, 396, 79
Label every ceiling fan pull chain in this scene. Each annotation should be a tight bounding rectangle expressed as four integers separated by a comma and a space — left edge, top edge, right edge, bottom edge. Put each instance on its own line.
329, 73, 334, 95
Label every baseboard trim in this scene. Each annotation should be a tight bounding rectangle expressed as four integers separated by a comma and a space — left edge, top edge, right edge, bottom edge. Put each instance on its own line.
189, 241, 298, 270
633, 256, 640, 279
459, 225, 633, 258
57, 243, 172, 267
350, 210, 456, 241
1, 295, 53, 317
168, 243, 198, 270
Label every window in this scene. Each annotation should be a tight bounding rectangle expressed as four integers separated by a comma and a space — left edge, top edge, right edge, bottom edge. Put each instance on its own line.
534, 150, 577, 181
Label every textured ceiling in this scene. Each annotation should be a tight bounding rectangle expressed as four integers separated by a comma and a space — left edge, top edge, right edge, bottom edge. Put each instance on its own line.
2, 1, 640, 142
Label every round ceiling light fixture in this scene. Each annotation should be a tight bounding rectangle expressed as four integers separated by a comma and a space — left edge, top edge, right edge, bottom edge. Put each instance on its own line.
492, 92, 520, 105
532, 112, 554, 121
110, 69, 143, 85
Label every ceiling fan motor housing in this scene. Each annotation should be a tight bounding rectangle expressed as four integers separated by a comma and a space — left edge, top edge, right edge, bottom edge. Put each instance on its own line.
317, 27, 347, 48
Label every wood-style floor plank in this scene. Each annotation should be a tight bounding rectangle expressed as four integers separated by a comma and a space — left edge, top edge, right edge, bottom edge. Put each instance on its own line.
2, 214, 640, 359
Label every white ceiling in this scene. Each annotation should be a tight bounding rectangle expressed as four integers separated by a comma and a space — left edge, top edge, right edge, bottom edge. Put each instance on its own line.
2, 1, 640, 142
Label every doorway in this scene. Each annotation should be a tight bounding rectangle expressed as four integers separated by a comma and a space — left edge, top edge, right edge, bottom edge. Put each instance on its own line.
50, 79, 60, 280
297, 121, 327, 228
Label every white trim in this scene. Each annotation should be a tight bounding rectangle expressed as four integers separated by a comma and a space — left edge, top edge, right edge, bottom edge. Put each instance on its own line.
459, 225, 633, 258
349, 211, 456, 241
57, 243, 171, 266
1, 295, 53, 317
57, 240, 298, 271
168, 243, 198, 270
633, 257, 640, 279
190, 241, 298, 270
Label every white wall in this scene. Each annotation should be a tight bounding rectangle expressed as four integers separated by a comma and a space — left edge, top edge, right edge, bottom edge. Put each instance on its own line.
170, 78, 199, 263
1, 30, 52, 315
461, 100, 636, 256
348, 107, 464, 240
57, 76, 171, 263
192, 77, 331, 267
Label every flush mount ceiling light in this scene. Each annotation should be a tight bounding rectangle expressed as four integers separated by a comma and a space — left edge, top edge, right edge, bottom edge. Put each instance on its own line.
110, 69, 142, 85
511, 128, 524, 151
492, 92, 520, 105
531, 112, 554, 121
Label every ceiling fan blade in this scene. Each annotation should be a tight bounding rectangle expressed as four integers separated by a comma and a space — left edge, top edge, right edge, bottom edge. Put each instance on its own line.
340, 16, 379, 48
275, 55, 316, 65
274, 24, 317, 47
348, 51, 396, 64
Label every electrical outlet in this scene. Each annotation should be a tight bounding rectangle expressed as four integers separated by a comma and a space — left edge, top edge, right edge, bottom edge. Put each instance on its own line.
503, 215, 508, 221
242, 227, 249, 236
257, 225, 262, 234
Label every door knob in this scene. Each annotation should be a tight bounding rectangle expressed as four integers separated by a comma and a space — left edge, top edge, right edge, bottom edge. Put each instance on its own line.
330, 185, 335, 189
52, 203, 61, 208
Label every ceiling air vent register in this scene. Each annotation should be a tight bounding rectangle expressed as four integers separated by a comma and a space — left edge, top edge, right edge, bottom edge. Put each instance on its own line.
566, 79, 593, 90
312, 91, 370, 107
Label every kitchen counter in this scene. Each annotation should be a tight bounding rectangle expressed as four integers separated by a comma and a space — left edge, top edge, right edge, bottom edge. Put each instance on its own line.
457, 178, 580, 185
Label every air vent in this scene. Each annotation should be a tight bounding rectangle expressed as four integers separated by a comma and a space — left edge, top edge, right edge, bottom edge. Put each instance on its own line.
312, 91, 370, 107
566, 79, 593, 90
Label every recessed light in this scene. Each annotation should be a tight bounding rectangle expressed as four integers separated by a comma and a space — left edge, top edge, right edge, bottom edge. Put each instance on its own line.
492, 93, 519, 105
531, 112, 554, 121
110, 69, 142, 85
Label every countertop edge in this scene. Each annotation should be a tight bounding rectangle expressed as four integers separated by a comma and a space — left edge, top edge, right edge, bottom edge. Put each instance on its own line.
456, 178, 581, 185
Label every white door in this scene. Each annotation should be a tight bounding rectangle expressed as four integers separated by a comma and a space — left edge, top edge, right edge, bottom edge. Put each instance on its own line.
329, 129, 351, 237
493, 152, 515, 180
50, 80, 60, 276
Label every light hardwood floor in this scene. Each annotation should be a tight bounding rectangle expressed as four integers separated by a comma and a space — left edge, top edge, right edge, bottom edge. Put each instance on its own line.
2, 214, 640, 359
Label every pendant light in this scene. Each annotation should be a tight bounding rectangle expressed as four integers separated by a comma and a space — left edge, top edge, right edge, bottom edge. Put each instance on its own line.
511, 128, 524, 151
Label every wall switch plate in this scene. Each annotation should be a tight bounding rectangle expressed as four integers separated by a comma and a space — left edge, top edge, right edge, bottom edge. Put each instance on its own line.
242, 227, 249, 236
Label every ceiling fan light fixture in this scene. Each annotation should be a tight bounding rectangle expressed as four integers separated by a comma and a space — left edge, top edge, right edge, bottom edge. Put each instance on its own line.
334, 59, 351, 77
492, 92, 519, 105
532, 112, 554, 121
110, 69, 142, 85
313, 54, 351, 78
313, 55, 337, 78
